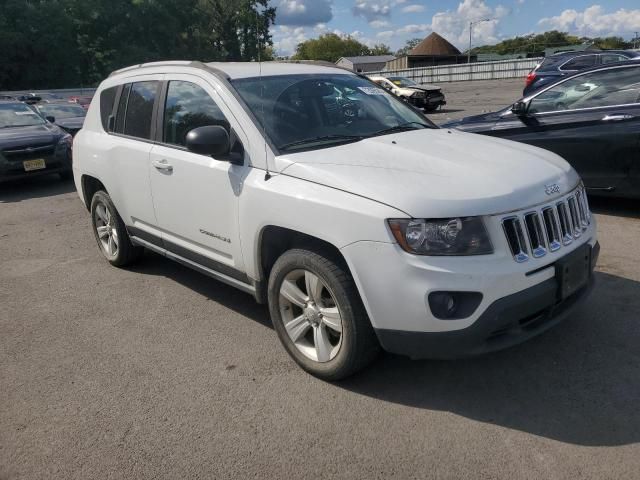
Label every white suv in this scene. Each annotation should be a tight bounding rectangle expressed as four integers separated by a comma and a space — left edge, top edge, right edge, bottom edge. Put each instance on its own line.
73, 61, 599, 380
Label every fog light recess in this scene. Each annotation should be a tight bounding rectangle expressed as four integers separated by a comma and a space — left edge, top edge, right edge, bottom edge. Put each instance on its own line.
428, 291, 483, 320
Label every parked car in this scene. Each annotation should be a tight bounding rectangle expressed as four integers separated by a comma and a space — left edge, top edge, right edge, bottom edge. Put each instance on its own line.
74, 61, 598, 380
443, 62, 640, 199
368, 75, 446, 111
0, 100, 73, 182
524, 50, 640, 95
0, 94, 17, 100
17, 92, 62, 104
34, 102, 86, 136
68, 95, 93, 109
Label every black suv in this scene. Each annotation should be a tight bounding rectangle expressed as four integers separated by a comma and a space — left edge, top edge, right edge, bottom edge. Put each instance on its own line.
524, 50, 640, 96
0, 101, 73, 182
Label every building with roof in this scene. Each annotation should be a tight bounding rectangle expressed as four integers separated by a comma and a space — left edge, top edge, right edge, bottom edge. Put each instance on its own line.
385, 33, 473, 70
335, 55, 396, 73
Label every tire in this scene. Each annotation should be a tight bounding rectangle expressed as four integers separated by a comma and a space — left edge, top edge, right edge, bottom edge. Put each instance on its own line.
90, 190, 143, 267
268, 248, 380, 380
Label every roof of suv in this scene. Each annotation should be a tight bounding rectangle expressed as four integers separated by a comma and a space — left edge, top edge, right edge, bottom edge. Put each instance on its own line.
110, 60, 352, 80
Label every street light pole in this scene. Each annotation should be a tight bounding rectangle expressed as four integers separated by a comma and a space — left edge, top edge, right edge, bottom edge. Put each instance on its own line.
468, 18, 492, 63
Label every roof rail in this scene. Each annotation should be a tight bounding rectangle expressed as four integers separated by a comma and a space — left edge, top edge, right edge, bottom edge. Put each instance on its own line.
108, 60, 194, 77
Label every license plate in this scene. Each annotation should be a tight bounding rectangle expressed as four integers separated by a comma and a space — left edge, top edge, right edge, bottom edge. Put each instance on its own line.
23, 159, 46, 171
556, 244, 592, 300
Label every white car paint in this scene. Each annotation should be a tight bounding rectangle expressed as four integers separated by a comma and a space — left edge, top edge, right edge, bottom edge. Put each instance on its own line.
73, 61, 597, 356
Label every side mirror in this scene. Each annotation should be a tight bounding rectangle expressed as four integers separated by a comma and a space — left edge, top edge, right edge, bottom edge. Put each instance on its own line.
46, 115, 55, 123
186, 125, 230, 157
511, 101, 530, 117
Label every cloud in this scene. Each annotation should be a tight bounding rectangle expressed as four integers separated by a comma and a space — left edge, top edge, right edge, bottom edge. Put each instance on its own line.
352, 1, 393, 22
369, 19, 391, 28
276, 0, 333, 26
401, 4, 426, 14
538, 5, 640, 37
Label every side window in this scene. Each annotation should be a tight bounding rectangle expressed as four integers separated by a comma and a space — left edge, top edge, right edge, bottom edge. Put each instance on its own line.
560, 55, 597, 71
123, 81, 159, 139
163, 80, 230, 147
529, 67, 640, 114
99, 86, 117, 131
114, 83, 131, 133
601, 54, 627, 65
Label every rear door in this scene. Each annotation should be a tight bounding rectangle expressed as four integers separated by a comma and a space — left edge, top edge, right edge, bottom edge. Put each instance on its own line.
105, 78, 162, 240
488, 65, 640, 192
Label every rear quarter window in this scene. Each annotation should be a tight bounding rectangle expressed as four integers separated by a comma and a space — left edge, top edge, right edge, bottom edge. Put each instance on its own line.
99, 86, 117, 131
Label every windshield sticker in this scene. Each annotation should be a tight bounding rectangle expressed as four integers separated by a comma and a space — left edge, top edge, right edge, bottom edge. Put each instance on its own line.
357, 86, 385, 95
15, 111, 37, 115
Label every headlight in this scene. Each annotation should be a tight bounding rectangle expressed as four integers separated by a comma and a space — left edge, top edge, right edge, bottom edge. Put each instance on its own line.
58, 133, 72, 147
412, 91, 426, 98
388, 217, 493, 256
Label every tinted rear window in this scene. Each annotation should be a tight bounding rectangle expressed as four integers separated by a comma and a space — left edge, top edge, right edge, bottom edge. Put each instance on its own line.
123, 81, 159, 139
100, 86, 117, 131
560, 55, 597, 71
115, 83, 131, 133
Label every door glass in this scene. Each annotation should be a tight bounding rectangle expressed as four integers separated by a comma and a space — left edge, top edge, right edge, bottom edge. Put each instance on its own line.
100, 86, 117, 131
115, 83, 131, 133
529, 67, 640, 114
123, 81, 159, 139
601, 54, 626, 65
163, 81, 230, 147
559, 55, 597, 71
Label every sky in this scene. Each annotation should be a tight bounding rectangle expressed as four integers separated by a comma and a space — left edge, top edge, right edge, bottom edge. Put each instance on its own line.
270, 0, 640, 56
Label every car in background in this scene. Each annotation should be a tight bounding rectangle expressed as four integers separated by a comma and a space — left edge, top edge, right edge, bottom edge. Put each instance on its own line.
0, 94, 17, 101
34, 102, 86, 136
369, 75, 446, 112
68, 95, 93, 110
443, 62, 640, 199
0, 100, 73, 182
524, 50, 640, 96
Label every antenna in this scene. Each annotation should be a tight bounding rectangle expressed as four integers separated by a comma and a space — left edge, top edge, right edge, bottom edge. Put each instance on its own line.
256, 9, 271, 181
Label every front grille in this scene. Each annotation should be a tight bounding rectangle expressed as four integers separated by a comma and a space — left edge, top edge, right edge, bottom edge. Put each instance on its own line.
502, 185, 591, 263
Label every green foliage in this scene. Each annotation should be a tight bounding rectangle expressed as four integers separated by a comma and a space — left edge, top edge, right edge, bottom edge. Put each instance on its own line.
395, 38, 422, 57
292, 34, 390, 63
0, 0, 275, 89
471, 30, 635, 55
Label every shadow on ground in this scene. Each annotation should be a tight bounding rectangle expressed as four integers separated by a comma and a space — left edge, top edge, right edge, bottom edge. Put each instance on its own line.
128, 250, 272, 330
0, 175, 75, 203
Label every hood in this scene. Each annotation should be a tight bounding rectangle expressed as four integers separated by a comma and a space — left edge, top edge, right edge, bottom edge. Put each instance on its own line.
0, 123, 65, 150
415, 84, 442, 92
276, 129, 579, 218
441, 110, 505, 128
55, 117, 85, 130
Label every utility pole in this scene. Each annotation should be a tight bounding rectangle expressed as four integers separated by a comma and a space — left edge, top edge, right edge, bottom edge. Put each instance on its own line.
468, 18, 493, 63
635, 32, 639, 49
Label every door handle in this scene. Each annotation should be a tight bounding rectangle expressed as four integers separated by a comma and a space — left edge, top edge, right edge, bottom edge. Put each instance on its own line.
602, 114, 634, 122
152, 159, 173, 173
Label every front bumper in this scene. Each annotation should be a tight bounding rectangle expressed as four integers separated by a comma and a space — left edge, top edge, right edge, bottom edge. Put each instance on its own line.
376, 261, 596, 359
408, 94, 446, 110
0, 148, 71, 182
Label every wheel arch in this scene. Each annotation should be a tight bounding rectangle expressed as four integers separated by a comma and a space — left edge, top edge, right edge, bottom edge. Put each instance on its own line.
81, 175, 107, 211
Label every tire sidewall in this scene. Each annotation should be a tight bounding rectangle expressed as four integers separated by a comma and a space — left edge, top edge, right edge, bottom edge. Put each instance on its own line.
90, 191, 129, 266
268, 250, 361, 379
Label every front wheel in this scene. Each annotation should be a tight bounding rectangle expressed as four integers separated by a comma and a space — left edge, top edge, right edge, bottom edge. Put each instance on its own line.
268, 249, 379, 380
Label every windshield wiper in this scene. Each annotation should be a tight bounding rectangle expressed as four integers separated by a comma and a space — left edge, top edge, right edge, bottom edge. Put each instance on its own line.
371, 121, 431, 137
279, 134, 365, 151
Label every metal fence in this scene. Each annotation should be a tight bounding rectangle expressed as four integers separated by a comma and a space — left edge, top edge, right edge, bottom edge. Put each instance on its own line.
370, 57, 543, 84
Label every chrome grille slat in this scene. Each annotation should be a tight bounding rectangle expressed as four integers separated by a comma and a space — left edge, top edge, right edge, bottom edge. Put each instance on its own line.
501, 185, 592, 263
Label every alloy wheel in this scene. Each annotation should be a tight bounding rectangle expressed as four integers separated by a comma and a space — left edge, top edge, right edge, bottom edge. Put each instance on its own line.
278, 269, 343, 363
94, 202, 119, 258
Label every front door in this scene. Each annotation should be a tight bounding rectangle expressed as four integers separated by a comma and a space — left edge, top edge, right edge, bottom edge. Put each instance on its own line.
489, 65, 640, 192
149, 76, 249, 277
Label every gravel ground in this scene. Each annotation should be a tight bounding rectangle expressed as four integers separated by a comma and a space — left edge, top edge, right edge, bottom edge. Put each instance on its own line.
1, 79, 639, 479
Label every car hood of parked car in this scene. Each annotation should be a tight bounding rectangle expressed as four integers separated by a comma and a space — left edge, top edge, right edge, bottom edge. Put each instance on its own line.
0, 123, 66, 149
55, 116, 85, 132
441, 110, 507, 129
276, 128, 579, 218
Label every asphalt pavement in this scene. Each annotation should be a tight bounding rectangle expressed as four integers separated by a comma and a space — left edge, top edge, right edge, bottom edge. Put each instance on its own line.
1, 79, 640, 479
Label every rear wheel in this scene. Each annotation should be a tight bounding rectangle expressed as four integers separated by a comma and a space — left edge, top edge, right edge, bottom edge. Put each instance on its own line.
90, 190, 143, 267
268, 248, 379, 380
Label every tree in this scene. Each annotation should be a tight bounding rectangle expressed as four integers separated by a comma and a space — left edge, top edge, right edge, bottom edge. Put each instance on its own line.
292, 34, 371, 62
0, 0, 276, 90
395, 38, 422, 57
369, 43, 392, 55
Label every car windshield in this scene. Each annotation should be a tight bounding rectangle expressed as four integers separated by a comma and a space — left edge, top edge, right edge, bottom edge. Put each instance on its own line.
38, 104, 86, 119
388, 77, 417, 87
0, 103, 46, 128
231, 73, 434, 152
